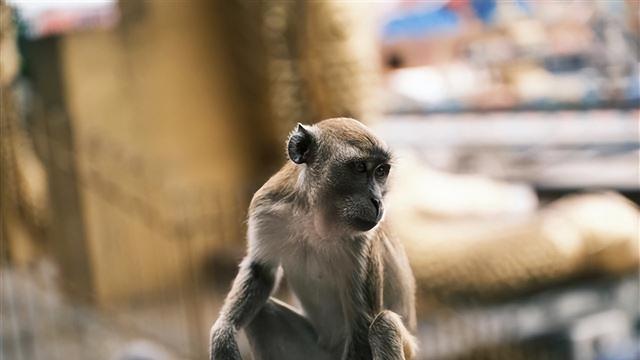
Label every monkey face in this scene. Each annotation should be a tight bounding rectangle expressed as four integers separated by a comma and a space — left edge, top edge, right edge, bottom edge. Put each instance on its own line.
321, 157, 390, 232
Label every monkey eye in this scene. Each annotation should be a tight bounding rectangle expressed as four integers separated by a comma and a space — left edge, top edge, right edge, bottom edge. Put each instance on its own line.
354, 161, 367, 173
374, 164, 390, 178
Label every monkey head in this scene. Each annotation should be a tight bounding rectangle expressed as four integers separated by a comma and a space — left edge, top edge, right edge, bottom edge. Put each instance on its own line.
287, 118, 391, 235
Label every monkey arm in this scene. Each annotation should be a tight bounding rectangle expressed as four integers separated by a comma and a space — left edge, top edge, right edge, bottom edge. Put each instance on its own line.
210, 257, 277, 360
342, 313, 375, 360
342, 241, 384, 360
342, 255, 416, 360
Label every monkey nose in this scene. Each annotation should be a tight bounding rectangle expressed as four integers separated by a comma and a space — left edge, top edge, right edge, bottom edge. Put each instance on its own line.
371, 198, 382, 217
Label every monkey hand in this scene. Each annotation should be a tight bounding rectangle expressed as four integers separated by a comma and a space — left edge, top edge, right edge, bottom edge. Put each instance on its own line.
209, 321, 242, 360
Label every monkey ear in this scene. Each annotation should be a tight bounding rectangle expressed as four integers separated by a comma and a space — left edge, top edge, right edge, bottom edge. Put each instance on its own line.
287, 123, 314, 164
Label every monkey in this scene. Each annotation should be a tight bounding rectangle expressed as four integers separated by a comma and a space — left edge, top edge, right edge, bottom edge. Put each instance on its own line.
210, 118, 417, 360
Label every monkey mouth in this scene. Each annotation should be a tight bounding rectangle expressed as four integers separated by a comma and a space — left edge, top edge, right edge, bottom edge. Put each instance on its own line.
352, 217, 379, 232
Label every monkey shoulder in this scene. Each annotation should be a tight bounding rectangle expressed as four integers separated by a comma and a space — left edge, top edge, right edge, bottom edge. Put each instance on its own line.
246, 163, 305, 264
249, 163, 301, 215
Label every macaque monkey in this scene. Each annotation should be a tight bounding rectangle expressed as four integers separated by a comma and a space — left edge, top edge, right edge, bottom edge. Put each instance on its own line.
210, 118, 417, 360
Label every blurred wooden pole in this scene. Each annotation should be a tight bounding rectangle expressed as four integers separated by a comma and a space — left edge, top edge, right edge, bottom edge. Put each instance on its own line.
1, 2, 53, 268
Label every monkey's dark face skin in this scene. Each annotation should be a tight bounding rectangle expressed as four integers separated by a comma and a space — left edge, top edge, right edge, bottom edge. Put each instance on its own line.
322, 155, 391, 232
287, 118, 392, 234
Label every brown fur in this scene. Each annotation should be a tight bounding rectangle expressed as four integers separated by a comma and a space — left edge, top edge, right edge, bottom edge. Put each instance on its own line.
211, 118, 417, 360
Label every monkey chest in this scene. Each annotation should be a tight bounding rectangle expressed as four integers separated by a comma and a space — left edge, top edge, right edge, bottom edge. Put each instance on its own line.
281, 252, 352, 348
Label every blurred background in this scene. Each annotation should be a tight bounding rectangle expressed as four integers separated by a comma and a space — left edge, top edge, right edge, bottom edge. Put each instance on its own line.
1, 1, 638, 359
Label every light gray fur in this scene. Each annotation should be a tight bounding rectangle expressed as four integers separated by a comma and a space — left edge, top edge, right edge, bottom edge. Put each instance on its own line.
210, 118, 417, 360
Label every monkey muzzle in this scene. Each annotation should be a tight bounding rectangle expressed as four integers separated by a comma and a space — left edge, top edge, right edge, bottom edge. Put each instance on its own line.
352, 198, 384, 232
